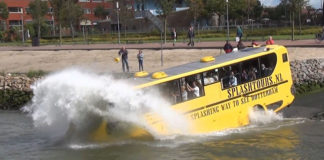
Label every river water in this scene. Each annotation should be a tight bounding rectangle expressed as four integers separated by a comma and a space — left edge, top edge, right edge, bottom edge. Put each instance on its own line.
0, 71, 324, 160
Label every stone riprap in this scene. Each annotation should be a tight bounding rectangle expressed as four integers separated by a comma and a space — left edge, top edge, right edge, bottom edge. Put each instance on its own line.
0, 75, 40, 110
290, 59, 324, 95
290, 59, 324, 85
0, 59, 324, 110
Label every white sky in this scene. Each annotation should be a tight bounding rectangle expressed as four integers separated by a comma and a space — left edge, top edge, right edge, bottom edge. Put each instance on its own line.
259, 0, 322, 9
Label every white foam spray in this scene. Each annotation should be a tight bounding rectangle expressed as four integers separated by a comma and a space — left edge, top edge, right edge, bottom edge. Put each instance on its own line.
23, 69, 188, 140
249, 109, 283, 125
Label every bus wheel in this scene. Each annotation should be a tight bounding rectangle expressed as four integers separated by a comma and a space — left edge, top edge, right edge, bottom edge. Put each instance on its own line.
253, 105, 266, 112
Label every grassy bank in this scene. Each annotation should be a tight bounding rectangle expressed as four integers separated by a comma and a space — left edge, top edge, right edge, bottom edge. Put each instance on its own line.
294, 82, 324, 97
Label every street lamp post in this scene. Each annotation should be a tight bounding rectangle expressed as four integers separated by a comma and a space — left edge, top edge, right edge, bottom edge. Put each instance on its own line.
116, 1, 120, 44
226, 0, 229, 41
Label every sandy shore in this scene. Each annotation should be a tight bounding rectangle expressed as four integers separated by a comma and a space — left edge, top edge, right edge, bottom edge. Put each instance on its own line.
0, 47, 323, 73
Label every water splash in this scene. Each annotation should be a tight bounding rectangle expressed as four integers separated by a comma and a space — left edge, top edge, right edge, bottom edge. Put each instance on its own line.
249, 108, 283, 125
23, 69, 188, 140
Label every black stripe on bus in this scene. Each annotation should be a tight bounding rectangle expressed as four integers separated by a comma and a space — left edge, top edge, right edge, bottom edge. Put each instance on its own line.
243, 80, 288, 96
184, 80, 289, 114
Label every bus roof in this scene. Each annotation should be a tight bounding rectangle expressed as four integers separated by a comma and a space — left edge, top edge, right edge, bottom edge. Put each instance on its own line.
129, 46, 281, 87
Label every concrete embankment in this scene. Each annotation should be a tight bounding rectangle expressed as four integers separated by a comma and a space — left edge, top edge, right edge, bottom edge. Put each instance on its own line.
1, 59, 324, 110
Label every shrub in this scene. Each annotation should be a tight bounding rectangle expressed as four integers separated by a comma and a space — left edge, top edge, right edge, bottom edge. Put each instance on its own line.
26, 70, 47, 78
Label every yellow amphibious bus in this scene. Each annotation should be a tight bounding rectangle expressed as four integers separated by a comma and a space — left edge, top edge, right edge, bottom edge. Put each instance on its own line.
92, 45, 294, 140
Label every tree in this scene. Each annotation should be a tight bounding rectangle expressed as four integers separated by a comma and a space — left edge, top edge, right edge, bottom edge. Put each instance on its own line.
94, 5, 110, 20
284, 0, 309, 40
205, 0, 225, 16
50, 0, 64, 45
157, 0, 175, 44
61, 0, 83, 39
0, 2, 9, 31
252, 0, 263, 20
117, 1, 134, 40
186, 0, 205, 26
29, 0, 48, 39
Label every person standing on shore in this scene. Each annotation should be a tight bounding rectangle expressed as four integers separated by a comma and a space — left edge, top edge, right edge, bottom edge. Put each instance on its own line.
137, 49, 144, 71
171, 28, 177, 46
187, 26, 195, 47
236, 26, 243, 41
118, 46, 129, 72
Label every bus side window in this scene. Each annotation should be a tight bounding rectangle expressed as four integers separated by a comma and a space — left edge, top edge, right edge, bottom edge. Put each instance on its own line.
157, 80, 181, 105
242, 58, 259, 82
203, 69, 219, 85
220, 64, 240, 89
168, 80, 181, 104
259, 53, 277, 78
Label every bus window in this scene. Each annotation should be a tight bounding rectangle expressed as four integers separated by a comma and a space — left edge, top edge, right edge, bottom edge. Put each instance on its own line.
155, 73, 206, 104
260, 53, 277, 77
180, 74, 204, 101
220, 64, 240, 89
241, 58, 259, 82
203, 69, 219, 85
156, 80, 181, 104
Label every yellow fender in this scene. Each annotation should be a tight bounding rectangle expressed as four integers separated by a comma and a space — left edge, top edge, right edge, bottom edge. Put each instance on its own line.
152, 71, 168, 79
200, 56, 215, 62
134, 71, 149, 78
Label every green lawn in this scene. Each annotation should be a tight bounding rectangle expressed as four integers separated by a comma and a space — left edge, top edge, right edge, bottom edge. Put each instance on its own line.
0, 26, 320, 46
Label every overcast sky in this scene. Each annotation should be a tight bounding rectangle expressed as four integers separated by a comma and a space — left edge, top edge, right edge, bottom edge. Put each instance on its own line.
259, 0, 322, 9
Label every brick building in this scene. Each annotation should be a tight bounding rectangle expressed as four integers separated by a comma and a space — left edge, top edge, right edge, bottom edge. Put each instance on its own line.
0, 0, 190, 34
0, 0, 114, 30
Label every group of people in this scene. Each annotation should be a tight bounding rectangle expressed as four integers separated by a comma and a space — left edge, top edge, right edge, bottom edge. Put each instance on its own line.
118, 46, 144, 72
180, 81, 200, 101
225, 63, 271, 88
223, 35, 275, 54
170, 26, 195, 47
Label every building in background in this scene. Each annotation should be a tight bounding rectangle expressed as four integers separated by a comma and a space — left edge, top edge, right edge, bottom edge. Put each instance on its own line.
0, 0, 193, 35
0, 0, 114, 30
78, 0, 113, 27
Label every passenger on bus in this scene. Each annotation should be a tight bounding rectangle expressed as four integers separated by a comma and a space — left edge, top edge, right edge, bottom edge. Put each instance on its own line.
187, 81, 200, 98
252, 40, 259, 47
248, 67, 257, 80
229, 71, 237, 87
204, 72, 216, 84
241, 69, 248, 82
261, 64, 269, 77
266, 36, 275, 45
181, 85, 188, 101
214, 69, 219, 81
237, 40, 245, 50
223, 40, 233, 53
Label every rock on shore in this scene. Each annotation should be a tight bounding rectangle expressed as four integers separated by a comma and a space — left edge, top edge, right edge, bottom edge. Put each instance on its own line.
290, 59, 324, 94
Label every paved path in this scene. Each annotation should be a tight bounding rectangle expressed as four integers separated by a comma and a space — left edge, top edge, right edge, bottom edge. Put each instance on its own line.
0, 39, 323, 51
